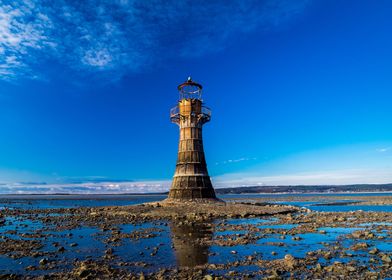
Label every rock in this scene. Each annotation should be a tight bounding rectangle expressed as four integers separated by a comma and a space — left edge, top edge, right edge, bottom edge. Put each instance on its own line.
77, 268, 91, 278
230, 250, 237, 254
31, 252, 41, 258
352, 231, 362, 239
284, 254, 297, 269
25, 265, 36, 271
323, 252, 332, 260
381, 255, 391, 263
266, 269, 282, 280
73, 262, 91, 278
365, 271, 379, 280
315, 263, 323, 271
366, 232, 375, 239
265, 275, 282, 280
204, 275, 213, 280
369, 248, 379, 254
0, 274, 18, 280
70, 243, 78, 247
39, 258, 48, 266
271, 251, 277, 256
105, 248, 114, 255
351, 242, 368, 250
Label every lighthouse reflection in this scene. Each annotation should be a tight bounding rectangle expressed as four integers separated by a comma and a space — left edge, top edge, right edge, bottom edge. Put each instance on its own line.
169, 220, 213, 267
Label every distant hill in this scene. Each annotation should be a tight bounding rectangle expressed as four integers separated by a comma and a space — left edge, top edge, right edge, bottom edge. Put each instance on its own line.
215, 183, 392, 194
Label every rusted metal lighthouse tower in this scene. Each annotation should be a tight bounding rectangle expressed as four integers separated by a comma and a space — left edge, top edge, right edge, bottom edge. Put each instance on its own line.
168, 77, 217, 200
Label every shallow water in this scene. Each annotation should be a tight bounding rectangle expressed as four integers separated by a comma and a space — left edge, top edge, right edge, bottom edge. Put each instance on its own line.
1, 193, 392, 212
0, 194, 167, 209
1, 214, 391, 275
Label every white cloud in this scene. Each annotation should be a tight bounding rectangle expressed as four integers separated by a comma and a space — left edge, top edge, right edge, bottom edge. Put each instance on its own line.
0, 180, 171, 194
215, 157, 257, 165
213, 168, 392, 187
82, 48, 113, 68
0, 0, 312, 81
0, 2, 55, 80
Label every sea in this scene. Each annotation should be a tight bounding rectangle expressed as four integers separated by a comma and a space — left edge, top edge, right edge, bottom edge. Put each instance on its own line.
1, 193, 392, 212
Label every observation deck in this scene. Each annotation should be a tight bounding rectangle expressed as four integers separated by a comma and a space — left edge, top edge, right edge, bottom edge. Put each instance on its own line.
170, 104, 211, 124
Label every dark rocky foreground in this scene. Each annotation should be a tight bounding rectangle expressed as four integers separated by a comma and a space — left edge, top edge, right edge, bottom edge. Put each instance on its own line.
1, 200, 392, 279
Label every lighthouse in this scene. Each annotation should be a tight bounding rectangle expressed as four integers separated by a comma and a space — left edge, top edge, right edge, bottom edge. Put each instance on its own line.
168, 77, 217, 200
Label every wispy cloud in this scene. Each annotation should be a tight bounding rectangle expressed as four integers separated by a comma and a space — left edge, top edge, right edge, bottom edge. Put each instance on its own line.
0, 0, 312, 81
215, 157, 257, 165
376, 147, 390, 153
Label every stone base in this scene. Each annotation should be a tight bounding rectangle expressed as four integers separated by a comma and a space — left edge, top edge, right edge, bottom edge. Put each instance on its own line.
162, 197, 225, 205
168, 186, 217, 200
169, 175, 217, 200
139, 200, 299, 221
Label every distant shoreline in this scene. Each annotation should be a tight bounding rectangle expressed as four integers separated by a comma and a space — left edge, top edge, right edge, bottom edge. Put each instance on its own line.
220, 191, 392, 195
1, 183, 392, 196
1, 191, 392, 197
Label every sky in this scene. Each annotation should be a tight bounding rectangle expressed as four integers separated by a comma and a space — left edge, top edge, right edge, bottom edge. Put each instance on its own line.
1, 0, 392, 193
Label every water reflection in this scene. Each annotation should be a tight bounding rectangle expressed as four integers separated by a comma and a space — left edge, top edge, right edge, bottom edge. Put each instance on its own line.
170, 221, 213, 267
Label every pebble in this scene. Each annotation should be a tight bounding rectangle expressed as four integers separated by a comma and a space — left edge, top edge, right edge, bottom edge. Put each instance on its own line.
39, 258, 48, 266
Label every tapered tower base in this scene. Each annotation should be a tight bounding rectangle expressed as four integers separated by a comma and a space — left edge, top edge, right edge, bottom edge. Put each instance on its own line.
167, 78, 218, 202
168, 176, 217, 200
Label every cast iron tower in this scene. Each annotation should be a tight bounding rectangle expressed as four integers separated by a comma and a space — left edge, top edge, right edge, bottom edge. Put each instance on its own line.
168, 77, 217, 200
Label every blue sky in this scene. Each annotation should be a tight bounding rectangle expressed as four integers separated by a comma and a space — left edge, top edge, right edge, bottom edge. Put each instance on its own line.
1, 0, 392, 193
